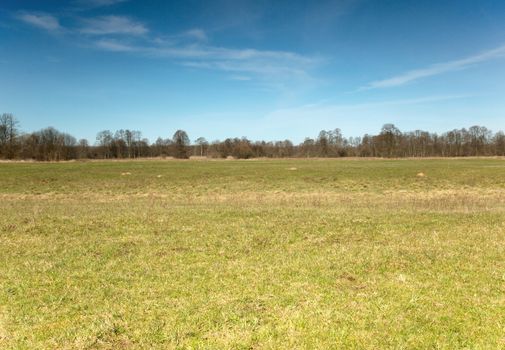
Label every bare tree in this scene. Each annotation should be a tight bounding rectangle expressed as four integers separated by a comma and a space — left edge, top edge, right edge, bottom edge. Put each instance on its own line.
194, 137, 208, 157
96, 130, 113, 159
300, 138, 315, 157
77, 139, 90, 159
172, 130, 190, 159
317, 130, 330, 157
4, 114, 505, 160
378, 124, 401, 157
494, 132, 505, 156
0, 113, 19, 159
233, 138, 254, 159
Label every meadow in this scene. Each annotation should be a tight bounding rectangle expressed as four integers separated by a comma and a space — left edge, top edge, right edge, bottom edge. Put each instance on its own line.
0, 158, 504, 349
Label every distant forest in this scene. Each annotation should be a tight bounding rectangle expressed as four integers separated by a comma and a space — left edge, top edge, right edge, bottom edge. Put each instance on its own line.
1, 113, 504, 160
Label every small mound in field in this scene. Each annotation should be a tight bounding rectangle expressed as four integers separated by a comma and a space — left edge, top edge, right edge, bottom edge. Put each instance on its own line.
156, 175, 163, 178
416, 172, 426, 177
288, 167, 297, 171
121, 172, 131, 176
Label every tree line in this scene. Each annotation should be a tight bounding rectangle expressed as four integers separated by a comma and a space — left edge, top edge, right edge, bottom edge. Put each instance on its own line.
1, 114, 504, 160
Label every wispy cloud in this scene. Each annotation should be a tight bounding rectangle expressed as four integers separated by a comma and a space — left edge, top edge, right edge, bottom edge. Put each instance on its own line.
271, 94, 470, 115
16, 12, 61, 32
183, 29, 207, 42
182, 60, 308, 78
361, 44, 505, 90
95, 39, 137, 52
144, 45, 313, 64
92, 37, 317, 83
74, 0, 128, 8
14, 8, 318, 86
80, 16, 148, 35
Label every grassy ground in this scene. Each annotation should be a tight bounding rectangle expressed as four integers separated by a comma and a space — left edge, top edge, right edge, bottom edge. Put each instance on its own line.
0, 158, 504, 349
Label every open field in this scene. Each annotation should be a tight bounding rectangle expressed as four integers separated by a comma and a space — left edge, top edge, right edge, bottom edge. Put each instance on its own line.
0, 158, 504, 349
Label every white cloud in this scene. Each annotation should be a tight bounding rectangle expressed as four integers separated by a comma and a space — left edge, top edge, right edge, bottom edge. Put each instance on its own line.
182, 60, 308, 78
17, 12, 61, 31
268, 94, 469, 119
80, 16, 148, 35
362, 44, 505, 90
184, 29, 207, 41
14, 8, 317, 86
95, 39, 137, 52
92, 38, 317, 83
75, 0, 128, 8
144, 45, 313, 64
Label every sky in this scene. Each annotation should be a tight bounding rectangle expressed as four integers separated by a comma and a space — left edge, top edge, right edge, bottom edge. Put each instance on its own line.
1, 0, 505, 143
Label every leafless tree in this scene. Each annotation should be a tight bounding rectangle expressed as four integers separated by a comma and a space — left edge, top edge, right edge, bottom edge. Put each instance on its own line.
96, 130, 113, 159
0, 113, 19, 159
194, 137, 208, 157
3, 114, 505, 160
173, 130, 190, 159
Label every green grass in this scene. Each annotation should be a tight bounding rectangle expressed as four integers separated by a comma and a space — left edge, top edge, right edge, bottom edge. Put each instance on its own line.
1, 158, 504, 349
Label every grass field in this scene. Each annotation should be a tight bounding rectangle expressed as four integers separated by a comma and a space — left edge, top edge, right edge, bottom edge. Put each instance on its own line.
1, 158, 504, 349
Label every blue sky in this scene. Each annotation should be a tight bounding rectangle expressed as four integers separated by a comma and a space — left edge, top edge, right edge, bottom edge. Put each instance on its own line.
1, 0, 505, 143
